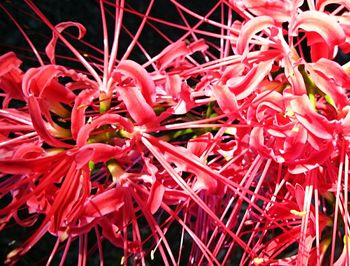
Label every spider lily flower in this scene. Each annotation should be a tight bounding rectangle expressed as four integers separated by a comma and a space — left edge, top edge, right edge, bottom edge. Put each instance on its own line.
3, 0, 350, 265
0, 1, 238, 264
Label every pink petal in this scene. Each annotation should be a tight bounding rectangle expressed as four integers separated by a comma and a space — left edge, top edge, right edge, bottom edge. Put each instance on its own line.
45, 22, 86, 64
71, 88, 98, 139
116, 60, 156, 106
157, 39, 208, 71
212, 84, 240, 114
306, 32, 333, 61
0, 152, 65, 174
290, 95, 334, 140
242, 0, 294, 23
292, 11, 345, 48
307, 59, 350, 109
162, 188, 189, 204
236, 16, 275, 55
22, 65, 76, 103
147, 180, 165, 214
76, 113, 133, 147
165, 74, 182, 99
250, 90, 284, 122
73, 143, 126, 169
0, 52, 24, 106
281, 126, 308, 161
0, 52, 22, 75
143, 134, 218, 193
81, 188, 125, 217
249, 127, 275, 159
228, 61, 273, 100
187, 133, 213, 157
117, 85, 157, 126
27, 96, 72, 148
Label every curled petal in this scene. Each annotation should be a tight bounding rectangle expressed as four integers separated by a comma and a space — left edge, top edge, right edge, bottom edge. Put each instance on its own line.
306, 32, 333, 61
0, 152, 65, 174
280, 125, 308, 162
250, 90, 284, 122
0, 52, 22, 76
212, 84, 240, 114
290, 95, 334, 139
292, 11, 345, 48
307, 59, 350, 109
165, 74, 182, 99
73, 143, 126, 169
162, 188, 189, 204
236, 16, 275, 55
187, 133, 213, 158
0, 52, 24, 106
147, 180, 165, 214
249, 127, 275, 160
81, 188, 125, 218
157, 39, 208, 71
22, 65, 76, 103
143, 134, 218, 193
76, 113, 133, 147
46, 22, 86, 64
71, 88, 98, 139
117, 85, 157, 126
242, 0, 295, 23
116, 60, 156, 106
228, 61, 273, 100
27, 96, 72, 148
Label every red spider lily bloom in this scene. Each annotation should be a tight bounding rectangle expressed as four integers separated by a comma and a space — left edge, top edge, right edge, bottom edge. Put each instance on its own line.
2, 0, 350, 265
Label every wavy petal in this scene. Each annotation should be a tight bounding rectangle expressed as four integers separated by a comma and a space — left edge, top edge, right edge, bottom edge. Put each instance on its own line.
81, 188, 125, 218
307, 59, 350, 109
45, 22, 86, 64
292, 11, 345, 48
0, 52, 24, 106
0, 152, 65, 174
116, 60, 156, 106
22, 65, 76, 103
236, 16, 275, 55
228, 60, 273, 100
73, 143, 126, 169
242, 0, 294, 22
147, 180, 165, 214
290, 95, 334, 139
27, 96, 72, 148
157, 39, 208, 71
212, 84, 239, 114
117, 85, 157, 126
76, 113, 133, 147
71, 88, 98, 139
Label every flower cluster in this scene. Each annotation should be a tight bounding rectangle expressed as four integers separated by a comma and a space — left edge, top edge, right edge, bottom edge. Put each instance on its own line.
1, 0, 350, 265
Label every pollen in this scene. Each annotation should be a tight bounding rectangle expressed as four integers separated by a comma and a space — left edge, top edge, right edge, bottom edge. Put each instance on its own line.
290, 209, 306, 217
225, 127, 237, 136
59, 230, 69, 242
253, 257, 268, 265
284, 109, 294, 117
6, 249, 19, 260
343, 235, 350, 244
291, 125, 299, 133
83, 53, 89, 57
77, 104, 87, 110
